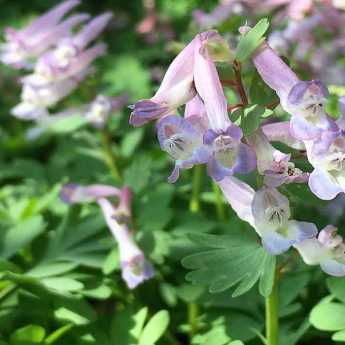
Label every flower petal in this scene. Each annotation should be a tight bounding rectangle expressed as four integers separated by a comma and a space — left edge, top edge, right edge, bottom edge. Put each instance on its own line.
261, 231, 294, 255
232, 143, 257, 174
309, 168, 343, 200
320, 259, 345, 277
286, 220, 318, 243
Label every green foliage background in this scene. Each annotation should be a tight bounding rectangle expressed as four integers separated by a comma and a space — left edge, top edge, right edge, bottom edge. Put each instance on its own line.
0, 1, 345, 344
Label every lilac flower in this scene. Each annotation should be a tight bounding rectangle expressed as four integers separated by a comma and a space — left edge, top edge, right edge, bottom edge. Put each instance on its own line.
264, 0, 313, 20
156, 96, 211, 183
245, 32, 339, 145
218, 178, 317, 255
0, 0, 87, 69
11, 69, 90, 120
129, 35, 198, 126
294, 225, 345, 276
60, 183, 154, 288
59, 183, 121, 204
248, 129, 309, 187
194, 33, 256, 181
97, 197, 154, 289
23, 12, 112, 86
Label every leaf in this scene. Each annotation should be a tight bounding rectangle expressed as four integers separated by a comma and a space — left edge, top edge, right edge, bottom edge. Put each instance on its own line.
310, 302, 345, 331
182, 231, 275, 297
327, 277, 345, 303
235, 18, 270, 62
0, 216, 46, 259
54, 307, 89, 325
138, 310, 170, 345
41, 277, 84, 293
48, 115, 88, 134
10, 325, 45, 345
124, 156, 152, 193
121, 128, 144, 158
259, 255, 276, 297
332, 330, 345, 342
241, 105, 268, 136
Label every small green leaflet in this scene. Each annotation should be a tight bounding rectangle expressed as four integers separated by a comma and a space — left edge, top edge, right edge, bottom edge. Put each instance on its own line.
182, 231, 275, 297
241, 104, 273, 136
235, 18, 270, 62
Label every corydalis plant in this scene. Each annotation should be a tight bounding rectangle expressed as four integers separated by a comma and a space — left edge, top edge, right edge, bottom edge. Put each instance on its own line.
60, 184, 154, 289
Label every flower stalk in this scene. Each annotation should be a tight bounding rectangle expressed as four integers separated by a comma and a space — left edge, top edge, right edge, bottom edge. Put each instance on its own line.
265, 270, 279, 345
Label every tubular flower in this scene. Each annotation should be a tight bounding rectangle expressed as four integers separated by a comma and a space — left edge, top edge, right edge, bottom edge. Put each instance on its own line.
11, 69, 90, 120
294, 225, 345, 276
23, 12, 112, 86
218, 178, 317, 255
129, 34, 198, 126
156, 96, 211, 183
245, 31, 339, 145
194, 32, 256, 181
0, 0, 87, 69
248, 129, 309, 187
60, 184, 154, 288
97, 198, 154, 289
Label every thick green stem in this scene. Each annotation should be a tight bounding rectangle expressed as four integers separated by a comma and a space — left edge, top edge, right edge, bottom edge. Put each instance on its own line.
188, 302, 199, 339
265, 274, 279, 345
212, 182, 226, 221
189, 165, 203, 213
100, 130, 122, 182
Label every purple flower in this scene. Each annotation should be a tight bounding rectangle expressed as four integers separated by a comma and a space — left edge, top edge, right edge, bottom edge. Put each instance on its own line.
0, 0, 87, 69
156, 97, 211, 183
23, 12, 112, 86
294, 225, 345, 276
248, 129, 309, 187
217, 178, 317, 255
98, 198, 154, 289
59, 183, 121, 204
12, 69, 90, 119
194, 34, 256, 180
129, 34, 198, 126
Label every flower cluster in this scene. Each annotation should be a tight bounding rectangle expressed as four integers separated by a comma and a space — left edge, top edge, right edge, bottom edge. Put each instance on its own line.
1, 0, 127, 135
59, 184, 154, 289
130, 25, 345, 276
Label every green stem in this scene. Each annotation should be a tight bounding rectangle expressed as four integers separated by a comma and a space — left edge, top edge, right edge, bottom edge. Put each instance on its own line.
211, 182, 226, 221
189, 165, 203, 213
100, 130, 122, 182
187, 165, 203, 340
265, 273, 279, 345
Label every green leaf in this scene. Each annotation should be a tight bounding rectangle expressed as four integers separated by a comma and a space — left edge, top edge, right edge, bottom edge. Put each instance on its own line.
138, 310, 170, 345
0, 216, 46, 259
121, 128, 144, 158
259, 255, 276, 297
327, 277, 345, 303
124, 156, 152, 193
332, 330, 345, 342
241, 105, 268, 136
310, 302, 345, 331
41, 277, 84, 293
54, 307, 89, 326
10, 325, 45, 345
182, 231, 274, 297
235, 18, 269, 62
48, 115, 88, 134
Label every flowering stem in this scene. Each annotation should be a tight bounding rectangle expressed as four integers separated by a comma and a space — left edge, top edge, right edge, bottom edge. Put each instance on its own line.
265, 272, 279, 345
212, 182, 226, 221
233, 60, 249, 106
100, 129, 122, 182
189, 165, 203, 212
187, 165, 203, 339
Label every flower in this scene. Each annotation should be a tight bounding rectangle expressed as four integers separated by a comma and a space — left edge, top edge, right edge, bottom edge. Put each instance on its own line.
294, 225, 345, 276
97, 197, 154, 289
60, 183, 154, 288
248, 129, 309, 187
23, 12, 112, 86
11, 69, 90, 120
217, 178, 317, 255
0, 0, 87, 69
156, 95, 211, 183
194, 32, 256, 181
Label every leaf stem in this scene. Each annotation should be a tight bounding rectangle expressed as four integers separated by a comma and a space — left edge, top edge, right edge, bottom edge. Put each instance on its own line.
212, 182, 226, 221
233, 60, 249, 106
265, 271, 279, 345
100, 129, 122, 182
189, 165, 203, 213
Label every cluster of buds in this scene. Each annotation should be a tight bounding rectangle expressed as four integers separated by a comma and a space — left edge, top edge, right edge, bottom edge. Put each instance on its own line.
60, 184, 154, 289
1, 0, 127, 135
129, 25, 345, 276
